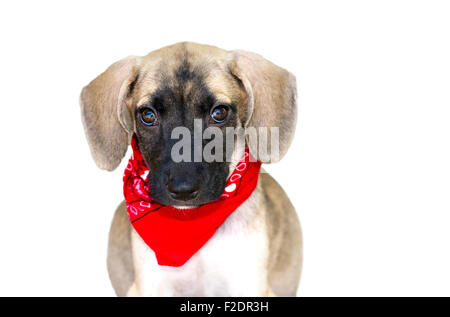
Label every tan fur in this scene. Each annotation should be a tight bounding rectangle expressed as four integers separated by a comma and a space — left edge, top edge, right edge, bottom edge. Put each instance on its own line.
106, 201, 134, 296
80, 56, 140, 171
262, 172, 302, 295
80, 42, 302, 296
229, 51, 297, 162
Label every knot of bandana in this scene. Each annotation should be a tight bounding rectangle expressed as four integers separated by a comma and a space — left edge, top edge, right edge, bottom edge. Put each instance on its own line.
123, 134, 262, 267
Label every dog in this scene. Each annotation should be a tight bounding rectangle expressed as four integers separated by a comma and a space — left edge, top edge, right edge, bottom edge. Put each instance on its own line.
80, 42, 302, 296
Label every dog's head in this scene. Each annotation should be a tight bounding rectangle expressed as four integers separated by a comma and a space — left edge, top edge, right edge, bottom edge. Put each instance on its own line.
80, 42, 297, 207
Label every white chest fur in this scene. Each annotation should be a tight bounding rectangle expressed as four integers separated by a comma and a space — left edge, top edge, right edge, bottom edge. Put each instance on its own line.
128, 189, 270, 297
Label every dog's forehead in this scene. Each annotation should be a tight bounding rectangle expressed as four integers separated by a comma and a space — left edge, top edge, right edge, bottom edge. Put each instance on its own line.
132, 43, 240, 107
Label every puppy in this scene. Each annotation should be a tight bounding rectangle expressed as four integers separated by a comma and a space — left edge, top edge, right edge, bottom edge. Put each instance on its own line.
80, 42, 302, 296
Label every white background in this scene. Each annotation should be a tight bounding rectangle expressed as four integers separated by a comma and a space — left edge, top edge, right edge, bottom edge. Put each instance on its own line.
0, 0, 449, 296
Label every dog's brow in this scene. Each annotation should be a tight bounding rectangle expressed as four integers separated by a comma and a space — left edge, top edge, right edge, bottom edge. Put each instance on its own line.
214, 94, 232, 105
136, 96, 152, 108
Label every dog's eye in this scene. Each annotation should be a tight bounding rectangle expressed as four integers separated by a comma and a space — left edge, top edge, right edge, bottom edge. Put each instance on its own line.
139, 108, 158, 126
210, 105, 229, 123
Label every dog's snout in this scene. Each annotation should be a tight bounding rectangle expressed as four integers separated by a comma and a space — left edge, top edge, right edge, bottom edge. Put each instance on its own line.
167, 177, 199, 201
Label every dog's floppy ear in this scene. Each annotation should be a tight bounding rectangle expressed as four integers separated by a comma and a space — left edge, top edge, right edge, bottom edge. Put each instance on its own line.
228, 50, 297, 163
80, 56, 139, 171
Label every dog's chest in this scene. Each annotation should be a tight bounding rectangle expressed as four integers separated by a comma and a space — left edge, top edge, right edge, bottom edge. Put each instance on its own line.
130, 204, 269, 296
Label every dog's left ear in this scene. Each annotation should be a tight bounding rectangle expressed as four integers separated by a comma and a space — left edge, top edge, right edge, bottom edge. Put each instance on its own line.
228, 50, 297, 163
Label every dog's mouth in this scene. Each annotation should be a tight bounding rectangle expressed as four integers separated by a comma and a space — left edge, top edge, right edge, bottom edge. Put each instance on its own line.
165, 196, 202, 208
171, 205, 201, 210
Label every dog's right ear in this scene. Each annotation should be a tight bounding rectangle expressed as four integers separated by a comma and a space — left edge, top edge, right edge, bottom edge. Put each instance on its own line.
80, 56, 139, 171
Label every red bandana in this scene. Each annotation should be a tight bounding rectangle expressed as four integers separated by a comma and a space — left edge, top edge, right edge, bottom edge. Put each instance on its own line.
123, 135, 262, 267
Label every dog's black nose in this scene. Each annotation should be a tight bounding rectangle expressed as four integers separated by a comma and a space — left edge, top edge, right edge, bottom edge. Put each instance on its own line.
167, 177, 199, 201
